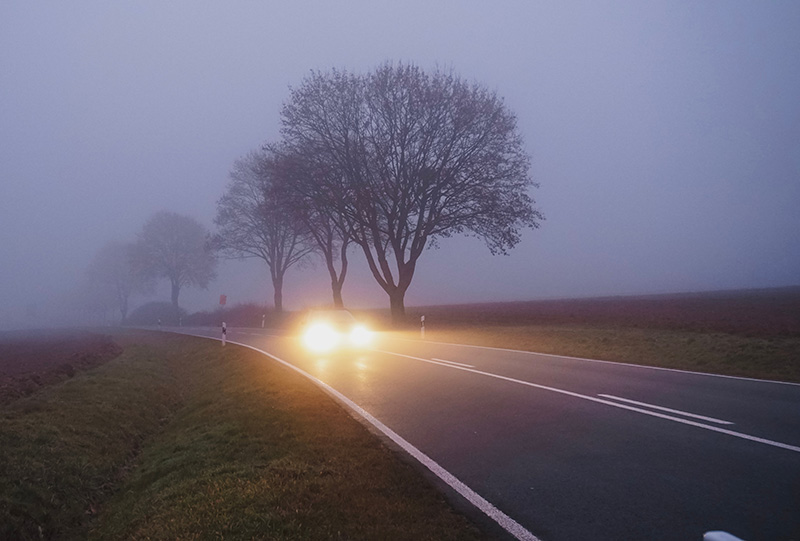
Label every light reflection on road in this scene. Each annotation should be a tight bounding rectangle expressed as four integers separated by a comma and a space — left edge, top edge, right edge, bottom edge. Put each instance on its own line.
314, 357, 329, 377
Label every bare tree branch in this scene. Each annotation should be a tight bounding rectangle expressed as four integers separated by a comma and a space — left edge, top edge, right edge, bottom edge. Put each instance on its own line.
280, 62, 543, 323
133, 212, 217, 311
214, 149, 314, 312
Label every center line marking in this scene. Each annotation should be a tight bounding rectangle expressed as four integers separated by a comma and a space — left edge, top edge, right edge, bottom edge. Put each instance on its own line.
432, 358, 475, 368
374, 348, 800, 454
598, 394, 734, 425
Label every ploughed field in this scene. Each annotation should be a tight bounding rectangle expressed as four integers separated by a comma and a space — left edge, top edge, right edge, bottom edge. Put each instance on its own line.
0, 331, 122, 404
408, 286, 800, 338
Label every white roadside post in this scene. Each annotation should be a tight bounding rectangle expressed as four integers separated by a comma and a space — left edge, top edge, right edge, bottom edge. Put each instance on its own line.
421, 315, 426, 339
219, 294, 227, 345
262, 313, 266, 329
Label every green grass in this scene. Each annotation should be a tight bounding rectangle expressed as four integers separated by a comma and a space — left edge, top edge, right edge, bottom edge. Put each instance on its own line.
0, 334, 183, 539
0, 331, 485, 541
418, 324, 800, 383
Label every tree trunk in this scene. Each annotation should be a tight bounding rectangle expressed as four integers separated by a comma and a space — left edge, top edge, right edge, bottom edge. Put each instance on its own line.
324, 239, 348, 309
272, 273, 284, 312
355, 238, 408, 326
389, 288, 406, 326
171, 280, 180, 310
332, 281, 344, 309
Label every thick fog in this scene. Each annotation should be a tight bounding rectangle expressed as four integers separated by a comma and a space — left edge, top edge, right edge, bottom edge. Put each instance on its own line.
2, 1, 799, 326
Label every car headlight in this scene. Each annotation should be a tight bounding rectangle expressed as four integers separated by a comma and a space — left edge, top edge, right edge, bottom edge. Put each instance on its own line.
349, 324, 372, 347
303, 322, 339, 352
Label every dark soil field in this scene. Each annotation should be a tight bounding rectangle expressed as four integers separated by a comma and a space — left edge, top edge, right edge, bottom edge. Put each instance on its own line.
0, 330, 122, 404
407, 286, 800, 338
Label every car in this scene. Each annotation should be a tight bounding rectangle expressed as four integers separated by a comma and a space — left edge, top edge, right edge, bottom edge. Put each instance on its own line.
300, 309, 374, 353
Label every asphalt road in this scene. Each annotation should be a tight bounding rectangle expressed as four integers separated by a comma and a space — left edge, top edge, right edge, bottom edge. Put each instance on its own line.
173, 326, 800, 541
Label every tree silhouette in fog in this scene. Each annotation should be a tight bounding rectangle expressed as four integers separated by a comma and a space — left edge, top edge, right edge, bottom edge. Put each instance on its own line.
268, 146, 352, 309
214, 149, 314, 312
133, 211, 217, 311
280, 62, 543, 323
86, 241, 153, 324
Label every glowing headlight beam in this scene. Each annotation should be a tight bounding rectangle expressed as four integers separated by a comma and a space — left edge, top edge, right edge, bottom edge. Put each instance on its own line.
349, 325, 373, 347
303, 322, 340, 353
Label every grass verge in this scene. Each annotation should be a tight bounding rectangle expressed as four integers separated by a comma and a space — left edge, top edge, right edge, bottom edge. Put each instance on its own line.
0, 332, 182, 539
1, 330, 485, 540
419, 324, 800, 383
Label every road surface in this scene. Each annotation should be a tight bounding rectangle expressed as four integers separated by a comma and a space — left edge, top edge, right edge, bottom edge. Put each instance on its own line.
169, 326, 800, 541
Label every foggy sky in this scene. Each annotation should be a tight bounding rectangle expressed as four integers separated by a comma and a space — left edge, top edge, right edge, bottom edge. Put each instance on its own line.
2, 1, 799, 326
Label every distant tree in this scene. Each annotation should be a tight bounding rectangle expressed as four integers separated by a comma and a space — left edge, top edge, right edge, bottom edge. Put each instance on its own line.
268, 147, 351, 309
86, 241, 153, 324
280, 62, 543, 323
133, 212, 217, 310
214, 149, 314, 312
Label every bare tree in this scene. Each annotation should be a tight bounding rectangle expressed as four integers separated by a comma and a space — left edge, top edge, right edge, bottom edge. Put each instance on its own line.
86, 241, 153, 324
133, 211, 217, 311
268, 148, 351, 309
214, 149, 314, 312
280, 62, 543, 323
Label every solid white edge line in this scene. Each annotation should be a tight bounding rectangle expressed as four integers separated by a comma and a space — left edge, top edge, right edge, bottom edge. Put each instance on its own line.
175, 332, 541, 541
376, 348, 800, 454
598, 394, 735, 425
399, 337, 800, 387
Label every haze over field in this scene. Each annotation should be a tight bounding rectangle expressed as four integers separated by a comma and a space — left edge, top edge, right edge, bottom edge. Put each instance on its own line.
2, 1, 799, 326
